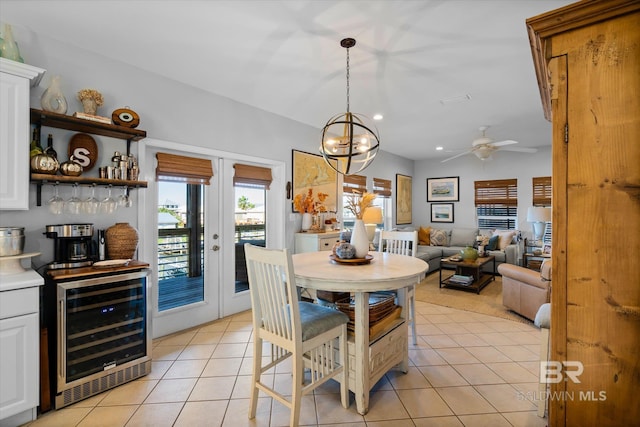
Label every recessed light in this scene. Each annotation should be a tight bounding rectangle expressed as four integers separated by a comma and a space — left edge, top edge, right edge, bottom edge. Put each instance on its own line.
373, 114, 383, 121
436, 146, 444, 151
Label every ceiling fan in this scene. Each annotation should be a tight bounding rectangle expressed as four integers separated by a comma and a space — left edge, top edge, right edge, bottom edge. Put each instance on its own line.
441, 126, 538, 163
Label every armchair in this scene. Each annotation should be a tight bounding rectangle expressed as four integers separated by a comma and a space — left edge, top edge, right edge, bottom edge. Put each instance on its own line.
498, 259, 551, 321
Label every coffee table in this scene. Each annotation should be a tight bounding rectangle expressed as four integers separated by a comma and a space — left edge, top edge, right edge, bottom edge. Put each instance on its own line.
439, 255, 496, 294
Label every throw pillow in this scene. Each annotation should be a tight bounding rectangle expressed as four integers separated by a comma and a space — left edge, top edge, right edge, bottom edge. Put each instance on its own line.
430, 228, 447, 246
493, 230, 516, 250
449, 228, 478, 247
418, 226, 431, 245
486, 235, 499, 251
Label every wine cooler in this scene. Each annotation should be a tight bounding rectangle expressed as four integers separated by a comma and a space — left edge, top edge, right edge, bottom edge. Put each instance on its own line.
42, 264, 151, 409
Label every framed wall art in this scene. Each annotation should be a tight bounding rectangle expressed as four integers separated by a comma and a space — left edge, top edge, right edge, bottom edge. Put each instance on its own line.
291, 150, 338, 212
396, 174, 412, 224
427, 176, 459, 202
431, 203, 454, 223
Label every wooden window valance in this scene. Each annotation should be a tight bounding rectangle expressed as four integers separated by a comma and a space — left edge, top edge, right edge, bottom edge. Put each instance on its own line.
532, 176, 552, 206
474, 179, 518, 206
372, 177, 392, 197
156, 153, 213, 185
233, 163, 273, 189
343, 174, 367, 194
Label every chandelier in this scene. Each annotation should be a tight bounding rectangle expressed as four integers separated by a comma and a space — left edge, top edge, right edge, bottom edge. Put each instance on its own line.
320, 38, 380, 175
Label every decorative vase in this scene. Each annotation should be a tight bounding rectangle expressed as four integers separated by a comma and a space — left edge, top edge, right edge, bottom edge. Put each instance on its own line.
41, 76, 68, 114
301, 213, 312, 231
350, 219, 369, 258
81, 98, 98, 115
0, 24, 24, 63
105, 222, 139, 259
460, 246, 479, 262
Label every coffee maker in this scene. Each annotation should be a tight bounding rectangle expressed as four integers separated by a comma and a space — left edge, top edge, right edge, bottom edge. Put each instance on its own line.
45, 224, 95, 269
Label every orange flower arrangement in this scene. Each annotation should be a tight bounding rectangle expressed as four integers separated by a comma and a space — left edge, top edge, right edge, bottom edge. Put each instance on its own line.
293, 189, 328, 214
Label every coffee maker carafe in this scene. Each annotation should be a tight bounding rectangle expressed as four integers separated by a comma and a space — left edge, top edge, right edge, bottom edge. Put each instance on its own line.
46, 224, 95, 269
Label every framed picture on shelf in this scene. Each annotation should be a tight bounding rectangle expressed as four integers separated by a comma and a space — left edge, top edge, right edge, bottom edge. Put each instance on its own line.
427, 176, 459, 202
431, 203, 454, 223
543, 244, 552, 254
291, 150, 338, 212
396, 174, 412, 224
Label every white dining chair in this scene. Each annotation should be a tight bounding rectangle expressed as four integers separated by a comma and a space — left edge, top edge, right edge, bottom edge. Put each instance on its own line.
244, 243, 350, 427
378, 230, 419, 345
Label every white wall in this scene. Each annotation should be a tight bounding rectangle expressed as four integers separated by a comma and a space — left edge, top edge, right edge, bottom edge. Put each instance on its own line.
413, 145, 552, 237
0, 23, 414, 266
0, 22, 550, 265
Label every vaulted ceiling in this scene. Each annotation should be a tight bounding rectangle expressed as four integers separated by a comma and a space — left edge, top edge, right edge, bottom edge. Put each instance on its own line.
2, 0, 574, 161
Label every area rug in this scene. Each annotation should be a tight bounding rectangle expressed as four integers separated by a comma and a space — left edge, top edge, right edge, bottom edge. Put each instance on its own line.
414, 271, 533, 325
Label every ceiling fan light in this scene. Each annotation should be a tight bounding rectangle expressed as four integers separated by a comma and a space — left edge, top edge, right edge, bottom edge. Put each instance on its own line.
474, 146, 494, 160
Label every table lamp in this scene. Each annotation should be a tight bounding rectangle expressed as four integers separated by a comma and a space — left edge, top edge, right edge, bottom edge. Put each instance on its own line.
527, 206, 551, 242
362, 206, 383, 248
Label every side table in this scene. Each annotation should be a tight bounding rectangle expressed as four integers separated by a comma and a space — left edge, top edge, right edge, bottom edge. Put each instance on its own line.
522, 253, 551, 271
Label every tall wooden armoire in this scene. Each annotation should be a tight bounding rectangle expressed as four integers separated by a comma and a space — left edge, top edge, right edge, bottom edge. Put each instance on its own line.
527, 1, 640, 426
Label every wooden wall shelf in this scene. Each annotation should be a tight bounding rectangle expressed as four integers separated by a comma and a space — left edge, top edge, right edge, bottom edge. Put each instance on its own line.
30, 108, 146, 142
31, 174, 147, 206
29, 108, 148, 207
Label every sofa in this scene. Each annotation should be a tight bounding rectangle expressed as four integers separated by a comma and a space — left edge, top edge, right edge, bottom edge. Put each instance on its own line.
414, 227, 520, 274
498, 259, 551, 321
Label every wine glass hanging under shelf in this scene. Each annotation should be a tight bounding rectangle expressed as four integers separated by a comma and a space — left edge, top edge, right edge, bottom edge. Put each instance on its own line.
31, 173, 147, 207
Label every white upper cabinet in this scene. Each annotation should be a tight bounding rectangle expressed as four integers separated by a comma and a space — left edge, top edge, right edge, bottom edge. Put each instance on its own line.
0, 58, 45, 210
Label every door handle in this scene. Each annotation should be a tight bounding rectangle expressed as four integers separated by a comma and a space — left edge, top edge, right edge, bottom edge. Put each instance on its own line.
211, 245, 220, 251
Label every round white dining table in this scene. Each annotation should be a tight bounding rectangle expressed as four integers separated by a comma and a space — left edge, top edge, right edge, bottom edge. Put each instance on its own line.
292, 251, 428, 415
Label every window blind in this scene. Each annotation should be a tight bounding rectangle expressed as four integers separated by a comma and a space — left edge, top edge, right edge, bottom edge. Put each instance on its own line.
532, 176, 552, 206
156, 153, 213, 185
233, 163, 273, 189
475, 179, 518, 229
474, 179, 518, 206
343, 174, 367, 194
372, 178, 392, 197
532, 176, 552, 244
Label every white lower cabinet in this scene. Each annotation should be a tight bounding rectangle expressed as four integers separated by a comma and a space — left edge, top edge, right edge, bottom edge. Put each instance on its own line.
0, 313, 38, 426
0, 271, 43, 427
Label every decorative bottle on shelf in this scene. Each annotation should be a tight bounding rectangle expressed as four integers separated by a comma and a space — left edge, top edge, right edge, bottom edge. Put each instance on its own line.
350, 219, 369, 259
40, 76, 68, 114
44, 133, 58, 160
29, 128, 42, 158
0, 24, 24, 63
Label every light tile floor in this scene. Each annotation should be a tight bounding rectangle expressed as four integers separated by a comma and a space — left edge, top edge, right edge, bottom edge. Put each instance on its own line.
26, 301, 548, 427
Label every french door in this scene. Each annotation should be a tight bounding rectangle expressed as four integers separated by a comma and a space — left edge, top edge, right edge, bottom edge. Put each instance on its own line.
139, 139, 284, 338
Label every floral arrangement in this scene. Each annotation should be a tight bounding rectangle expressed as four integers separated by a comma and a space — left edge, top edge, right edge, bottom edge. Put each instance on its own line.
345, 191, 376, 219
293, 188, 328, 214
77, 88, 104, 106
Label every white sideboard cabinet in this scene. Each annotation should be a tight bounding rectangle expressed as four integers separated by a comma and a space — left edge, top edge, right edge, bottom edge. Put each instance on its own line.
294, 231, 341, 254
